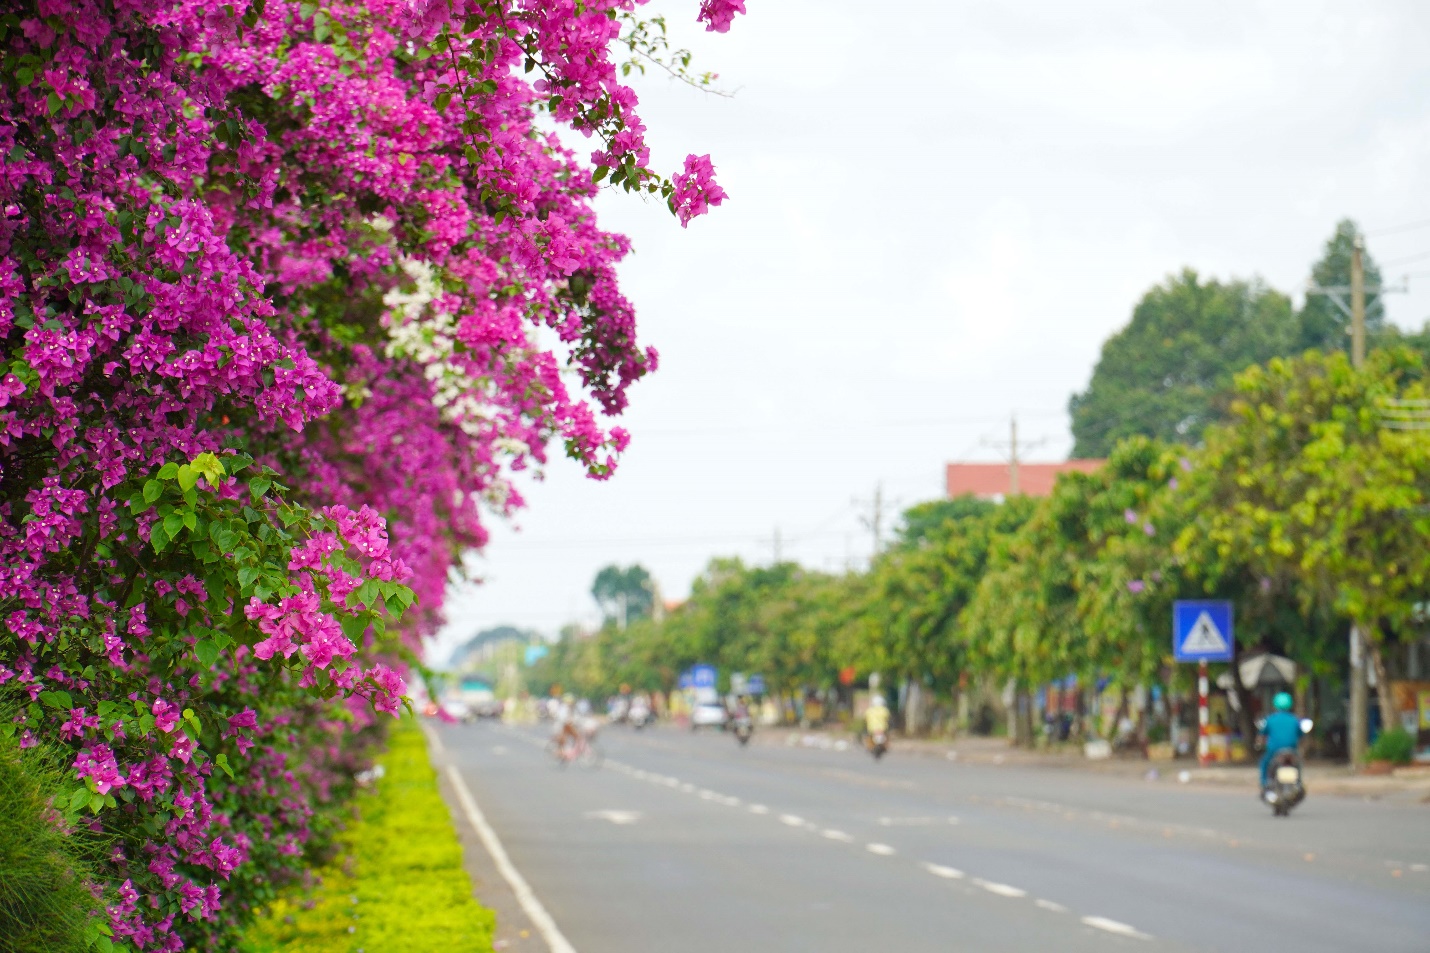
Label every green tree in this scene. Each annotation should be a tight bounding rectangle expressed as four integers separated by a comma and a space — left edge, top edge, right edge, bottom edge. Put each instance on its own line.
1183, 348, 1430, 734
591, 564, 656, 625
1297, 219, 1384, 354
1069, 270, 1298, 457
893, 495, 996, 548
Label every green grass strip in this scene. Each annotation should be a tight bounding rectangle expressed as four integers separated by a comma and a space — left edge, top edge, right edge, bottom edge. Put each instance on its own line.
242, 718, 494, 953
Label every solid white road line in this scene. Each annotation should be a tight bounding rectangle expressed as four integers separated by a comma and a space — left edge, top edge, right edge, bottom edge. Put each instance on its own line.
1081, 916, 1151, 940
866, 843, 897, 856
446, 765, 579, 953
972, 879, 1027, 899
922, 863, 965, 880
1035, 899, 1068, 913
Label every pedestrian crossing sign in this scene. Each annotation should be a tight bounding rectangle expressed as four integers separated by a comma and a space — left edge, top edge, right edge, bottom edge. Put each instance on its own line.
1173, 601, 1234, 662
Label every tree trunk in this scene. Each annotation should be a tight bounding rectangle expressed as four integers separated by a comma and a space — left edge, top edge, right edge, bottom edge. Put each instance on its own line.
1229, 642, 1257, 760
1367, 636, 1399, 739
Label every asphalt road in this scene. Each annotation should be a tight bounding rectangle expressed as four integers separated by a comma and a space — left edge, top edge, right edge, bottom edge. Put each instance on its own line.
433, 721, 1430, 953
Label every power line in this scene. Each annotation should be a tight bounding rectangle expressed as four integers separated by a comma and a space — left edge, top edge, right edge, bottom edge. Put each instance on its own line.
1366, 217, 1430, 238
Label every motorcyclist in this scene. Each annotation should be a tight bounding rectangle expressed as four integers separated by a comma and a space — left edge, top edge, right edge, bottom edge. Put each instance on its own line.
865, 693, 890, 737
1258, 691, 1303, 788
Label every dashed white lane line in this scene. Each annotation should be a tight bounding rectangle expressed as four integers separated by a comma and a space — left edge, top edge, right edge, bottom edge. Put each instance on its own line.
922, 862, 965, 880
1081, 916, 1151, 940
973, 879, 1027, 899
588, 737, 1156, 943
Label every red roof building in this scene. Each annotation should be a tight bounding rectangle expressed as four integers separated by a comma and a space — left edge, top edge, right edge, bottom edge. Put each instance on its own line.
945, 460, 1105, 500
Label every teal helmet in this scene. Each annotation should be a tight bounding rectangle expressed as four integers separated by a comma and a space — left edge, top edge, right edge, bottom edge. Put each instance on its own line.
1273, 692, 1293, 712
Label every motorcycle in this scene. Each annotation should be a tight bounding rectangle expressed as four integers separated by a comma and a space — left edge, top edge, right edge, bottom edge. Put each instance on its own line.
628, 703, 651, 730
867, 730, 888, 761
1260, 718, 1313, 817
732, 714, 753, 747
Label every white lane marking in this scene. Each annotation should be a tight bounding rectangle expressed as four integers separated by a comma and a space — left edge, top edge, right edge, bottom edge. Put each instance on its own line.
1081, 916, 1151, 940
492, 745, 509, 755
698, 789, 720, 800
1411, 863, 1428, 873
678, 783, 695, 792
877, 816, 959, 827
748, 804, 769, 815
779, 813, 807, 827
866, 843, 897, 856
973, 879, 1027, 898
584, 810, 642, 825
1035, 899, 1068, 913
425, 725, 448, 756
822, 829, 854, 842
923, 863, 965, 879
445, 765, 578, 953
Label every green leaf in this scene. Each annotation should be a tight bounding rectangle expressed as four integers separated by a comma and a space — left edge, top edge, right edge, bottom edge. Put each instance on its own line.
214, 753, 234, 779
69, 787, 91, 812
237, 567, 260, 590
157, 462, 179, 480
40, 690, 73, 710
249, 477, 272, 501
191, 451, 225, 487
176, 464, 198, 492
143, 479, 163, 503
163, 511, 185, 539
194, 640, 220, 667
88, 793, 106, 814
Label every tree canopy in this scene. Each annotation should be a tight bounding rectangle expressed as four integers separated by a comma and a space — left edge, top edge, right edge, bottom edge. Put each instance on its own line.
1069, 270, 1297, 457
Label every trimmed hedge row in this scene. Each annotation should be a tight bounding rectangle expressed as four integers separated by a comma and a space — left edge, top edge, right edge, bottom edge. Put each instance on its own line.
242, 720, 493, 953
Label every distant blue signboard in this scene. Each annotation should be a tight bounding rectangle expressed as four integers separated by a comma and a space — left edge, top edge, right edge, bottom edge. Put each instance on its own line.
677, 671, 694, 689
1173, 600, 1234, 662
691, 664, 717, 689
523, 644, 549, 666
746, 674, 766, 695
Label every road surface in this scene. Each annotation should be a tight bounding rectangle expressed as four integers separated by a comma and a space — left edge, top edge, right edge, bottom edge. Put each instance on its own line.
431, 721, 1430, 953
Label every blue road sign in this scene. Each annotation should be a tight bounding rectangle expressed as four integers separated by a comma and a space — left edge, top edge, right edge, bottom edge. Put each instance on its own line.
523, 644, 549, 666
1173, 600, 1234, 662
691, 664, 717, 689
746, 674, 766, 695
677, 671, 694, 689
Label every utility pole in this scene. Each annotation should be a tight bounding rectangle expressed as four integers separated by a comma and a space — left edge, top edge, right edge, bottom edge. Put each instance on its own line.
1351, 234, 1366, 369
1010, 415, 1020, 495
1308, 231, 1407, 768
982, 414, 1047, 497
856, 483, 885, 558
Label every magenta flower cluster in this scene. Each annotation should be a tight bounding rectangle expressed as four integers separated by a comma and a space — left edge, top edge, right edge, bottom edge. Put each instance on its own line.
0, 0, 739, 948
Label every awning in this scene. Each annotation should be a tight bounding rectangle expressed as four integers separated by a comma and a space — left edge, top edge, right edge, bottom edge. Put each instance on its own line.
1215, 652, 1297, 691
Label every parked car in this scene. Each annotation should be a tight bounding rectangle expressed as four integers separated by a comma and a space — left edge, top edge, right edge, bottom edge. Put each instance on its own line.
442, 699, 475, 723
691, 700, 729, 730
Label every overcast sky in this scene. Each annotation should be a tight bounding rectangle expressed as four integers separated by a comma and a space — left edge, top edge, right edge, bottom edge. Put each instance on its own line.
431, 0, 1430, 660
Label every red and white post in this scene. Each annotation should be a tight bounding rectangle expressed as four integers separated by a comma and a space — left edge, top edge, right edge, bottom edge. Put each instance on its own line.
1197, 660, 1210, 766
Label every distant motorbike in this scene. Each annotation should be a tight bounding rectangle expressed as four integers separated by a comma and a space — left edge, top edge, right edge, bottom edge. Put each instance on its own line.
628, 702, 651, 730
867, 731, 888, 761
1261, 717, 1313, 817
732, 714, 753, 747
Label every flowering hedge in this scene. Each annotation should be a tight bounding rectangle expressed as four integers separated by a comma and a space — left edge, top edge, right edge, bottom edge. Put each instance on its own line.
0, 0, 742, 948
